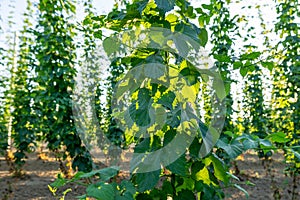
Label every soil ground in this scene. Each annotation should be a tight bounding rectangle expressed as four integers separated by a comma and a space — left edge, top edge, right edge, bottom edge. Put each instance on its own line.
224, 151, 299, 200
0, 150, 299, 200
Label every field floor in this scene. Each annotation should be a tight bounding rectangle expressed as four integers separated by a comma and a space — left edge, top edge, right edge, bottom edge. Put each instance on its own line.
0, 150, 299, 200
224, 151, 299, 200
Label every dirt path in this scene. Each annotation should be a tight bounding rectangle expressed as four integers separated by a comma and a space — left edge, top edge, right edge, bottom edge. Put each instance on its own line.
0, 152, 60, 199
0, 150, 299, 200
224, 151, 300, 200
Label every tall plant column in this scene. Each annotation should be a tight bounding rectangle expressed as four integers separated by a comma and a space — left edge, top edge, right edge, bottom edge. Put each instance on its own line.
33, 0, 92, 173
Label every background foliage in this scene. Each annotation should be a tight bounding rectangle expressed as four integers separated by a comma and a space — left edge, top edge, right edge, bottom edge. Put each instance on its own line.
0, 0, 299, 199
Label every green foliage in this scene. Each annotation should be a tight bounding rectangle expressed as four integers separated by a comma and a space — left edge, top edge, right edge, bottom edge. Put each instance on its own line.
154, 0, 175, 13
0, 107, 7, 155
243, 65, 268, 140
50, 153, 232, 199
31, 0, 92, 172
0, 0, 298, 199
49, 166, 124, 199
272, 1, 300, 191
54, 0, 246, 199
0, 4, 7, 155
50, 0, 291, 199
208, 0, 237, 130
8, 0, 36, 172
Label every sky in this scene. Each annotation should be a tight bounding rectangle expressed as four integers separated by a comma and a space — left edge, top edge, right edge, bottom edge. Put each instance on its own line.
0, 0, 279, 34
0, 0, 114, 33
0, 0, 279, 53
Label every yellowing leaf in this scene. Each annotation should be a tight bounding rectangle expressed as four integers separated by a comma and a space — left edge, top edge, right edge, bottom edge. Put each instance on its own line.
166, 13, 178, 23
195, 167, 211, 185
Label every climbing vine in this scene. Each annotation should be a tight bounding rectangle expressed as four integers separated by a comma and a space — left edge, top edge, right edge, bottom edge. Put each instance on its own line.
272, 0, 300, 199
9, 0, 36, 175
0, 1, 8, 155
32, 0, 92, 173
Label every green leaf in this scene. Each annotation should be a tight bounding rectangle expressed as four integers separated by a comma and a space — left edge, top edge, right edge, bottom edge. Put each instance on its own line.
242, 137, 258, 150
174, 36, 189, 57
189, 138, 201, 158
163, 129, 176, 146
198, 16, 205, 27
158, 91, 175, 109
144, 63, 166, 79
195, 181, 219, 199
259, 139, 272, 147
83, 17, 91, 26
234, 184, 249, 198
202, 4, 213, 10
134, 170, 161, 192
94, 30, 102, 39
224, 83, 231, 98
191, 161, 205, 178
248, 64, 256, 72
166, 154, 187, 176
91, 15, 106, 21
210, 154, 229, 183
198, 28, 208, 46
174, 189, 195, 200
175, 23, 200, 44
79, 166, 119, 181
138, 88, 151, 109
261, 61, 274, 71
213, 78, 226, 100
226, 172, 240, 181
267, 132, 289, 143
116, 180, 136, 200
179, 67, 200, 86
120, 180, 136, 195
134, 137, 150, 153
245, 180, 256, 186
86, 182, 115, 200
166, 13, 178, 23
175, 177, 195, 193
103, 36, 121, 56
129, 88, 152, 127
240, 66, 248, 77
136, 0, 149, 14
71, 171, 86, 182
213, 54, 231, 62
154, 0, 175, 12
224, 131, 234, 137
233, 61, 243, 69
50, 174, 67, 188
166, 108, 180, 127
162, 180, 174, 196
186, 6, 194, 17
216, 139, 243, 159
240, 51, 261, 60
